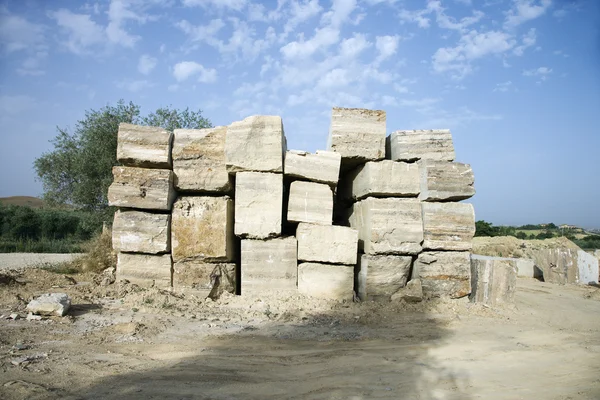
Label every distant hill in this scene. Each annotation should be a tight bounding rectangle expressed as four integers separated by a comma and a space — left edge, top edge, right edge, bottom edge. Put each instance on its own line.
0, 196, 45, 208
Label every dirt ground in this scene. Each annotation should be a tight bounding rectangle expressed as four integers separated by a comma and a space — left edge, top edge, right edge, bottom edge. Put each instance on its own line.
1, 259, 599, 400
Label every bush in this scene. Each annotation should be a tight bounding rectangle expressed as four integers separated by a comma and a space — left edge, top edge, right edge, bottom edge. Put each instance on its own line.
75, 229, 117, 273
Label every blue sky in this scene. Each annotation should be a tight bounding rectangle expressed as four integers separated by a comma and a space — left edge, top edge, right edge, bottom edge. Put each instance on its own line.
0, 0, 598, 228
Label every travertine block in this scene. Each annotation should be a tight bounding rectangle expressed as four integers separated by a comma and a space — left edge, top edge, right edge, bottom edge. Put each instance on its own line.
419, 160, 475, 201
341, 160, 420, 201
421, 202, 475, 251
298, 263, 354, 301
413, 251, 471, 298
284, 150, 341, 185
172, 126, 232, 193
470, 255, 517, 306
241, 237, 297, 294
235, 172, 283, 239
116, 123, 172, 168
171, 196, 234, 262
108, 166, 175, 211
349, 198, 423, 255
357, 255, 412, 301
112, 210, 170, 254
387, 129, 455, 162
173, 261, 236, 299
117, 253, 172, 288
296, 223, 358, 265
287, 181, 333, 225
327, 107, 386, 163
225, 115, 286, 173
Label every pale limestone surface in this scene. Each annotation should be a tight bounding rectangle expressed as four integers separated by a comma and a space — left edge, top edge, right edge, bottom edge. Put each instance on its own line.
173, 261, 236, 299
516, 258, 536, 278
116, 123, 172, 168
27, 293, 71, 317
390, 279, 423, 303
117, 253, 172, 288
341, 160, 420, 201
235, 172, 283, 239
357, 254, 412, 301
298, 263, 354, 301
171, 196, 234, 262
327, 107, 386, 163
241, 237, 297, 294
296, 223, 358, 265
419, 160, 475, 201
287, 181, 333, 225
108, 166, 175, 211
112, 210, 170, 254
470, 255, 517, 306
225, 115, 286, 173
421, 202, 475, 251
172, 126, 232, 193
349, 197, 423, 255
284, 150, 341, 185
413, 251, 471, 298
577, 250, 599, 285
387, 129, 455, 162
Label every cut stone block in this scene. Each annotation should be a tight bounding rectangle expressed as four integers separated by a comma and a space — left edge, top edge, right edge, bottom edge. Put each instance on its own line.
298, 263, 354, 301
421, 202, 475, 251
578, 250, 599, 285
419, 160, 475, 201
349, 197, 423, 255
173, 261, 236, 299
391, 279, 423, 303
112, 210, 170, 254
357, 255, 412, 301
108, 166, 175, 211
387, 129, 455, 162
296, 223, 358, 265
225, 115, 286, 173
241, 237, 297, 294
116, 123, 172, 168
117, 253, 172, 288
284, 150, 341, 185
172, 126, 232, 193
27, 293, 71, 317
287, 181, 333, 225
516, 258, 536, 278
171, 196, 234, 262
327, 107, 386, 164
470, 255, 517, 306
235, 172, 283, 239
413, 251, 471, 298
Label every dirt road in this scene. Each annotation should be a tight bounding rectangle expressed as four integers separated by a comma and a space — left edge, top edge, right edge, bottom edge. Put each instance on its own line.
0, 253, 83, 270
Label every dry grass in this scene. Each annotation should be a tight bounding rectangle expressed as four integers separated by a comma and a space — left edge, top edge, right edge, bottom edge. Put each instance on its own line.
77, 228, 117, 273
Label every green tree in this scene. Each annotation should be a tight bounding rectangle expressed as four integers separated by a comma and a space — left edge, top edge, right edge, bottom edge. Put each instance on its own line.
475, 220, 498, 237
516, 231, 527, 240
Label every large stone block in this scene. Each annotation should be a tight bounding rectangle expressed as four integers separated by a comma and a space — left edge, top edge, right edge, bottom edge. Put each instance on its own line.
284, 150, 341, 185
419, 160, 475, 201
357, 255, 412, 301
173, 261, 236, 299
108, 166, 175, 211
235, 172, 283, 239
225, 115, 286, 173
117, 253, 172, 288
387, 129, 455, 162
287, 181, 333, 225
112, 210, 170, 254
116, 123, 172, 168
470, 255, 517, 306
327, 107, 386, 164
421, 202, 475, 251
241, 237, 297, 294
298, 263, 354, 301
296, 223, 358, 265
349, 198, 423, 255
171, 196, 234, 262
172, 126, 232, 193
413, 251, 471, 298
577, 250, 599, 285
515, 258, 536, 278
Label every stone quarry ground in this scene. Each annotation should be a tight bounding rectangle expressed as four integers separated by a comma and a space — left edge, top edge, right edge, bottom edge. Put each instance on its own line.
1, 254, 599, 400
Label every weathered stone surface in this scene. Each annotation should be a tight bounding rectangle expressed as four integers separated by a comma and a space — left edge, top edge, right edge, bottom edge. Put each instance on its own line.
235, 172, 283, 239
413, 251, 471, 298
470, 255, 517, 306
349, 197, 423, 255
241, 237, 297, 294
112, 210, 170, 254
287, 181, 333, 225
27, 293, 71, 317
357, 254, 412, 301
108, 166, 175, 211
341, 160, 420, 201
297, 223, 358, 265
298, 263, 354, 301
171, 196, 234, 262
419, 160, 475, 201
421, 202, 475, 251
116, 123, 172, 168
327, 107, 386, 163
387, 129, 455, 162
284, 150, 341, 185
172, 126, 232, 193
225, 115, 286, 173
117, 253, 172, 288
515, 258, 536, 278
173, 261, 236, 299
578, 250, 599, 285
391, 279, 423, 303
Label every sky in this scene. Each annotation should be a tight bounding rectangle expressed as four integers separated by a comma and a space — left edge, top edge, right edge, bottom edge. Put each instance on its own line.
0, 0, 599, 228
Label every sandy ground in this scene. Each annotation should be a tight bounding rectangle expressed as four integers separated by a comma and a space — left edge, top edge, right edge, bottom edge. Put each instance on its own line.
0, 256, 599, 400
0, 254, 83, 270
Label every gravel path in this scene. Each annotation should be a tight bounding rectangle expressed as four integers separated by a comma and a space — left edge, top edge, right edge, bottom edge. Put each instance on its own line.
0, 253, 84, 270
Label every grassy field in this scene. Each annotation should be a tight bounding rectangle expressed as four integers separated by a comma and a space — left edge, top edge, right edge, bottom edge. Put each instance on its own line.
0, 196, 45, 208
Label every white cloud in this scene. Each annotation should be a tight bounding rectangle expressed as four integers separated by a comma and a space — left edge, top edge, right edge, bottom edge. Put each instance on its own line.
106, 0, 148, 47
418, 107, 502, 128
282, 0, 323, 38
339, 33, 371, 59
49, 9, 105, 54
523, 66, 552, 77
116, 79, 154, 92
173, 61, 217, 83
182, 0, 247, 11
176, 18, 225, 43
398, 97, 441, 108
493, 80, 513, 92
280, 27, 340, 59
513, 28, 536, 56
138, 54, 157, 75
0, 10, 45, 53
398, 7, 432, 28
398, 1, 483, 31
504, 0, 552, 28
375, 35, 400, 63
321, 0, 358, 28
317, 68, 352, 88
